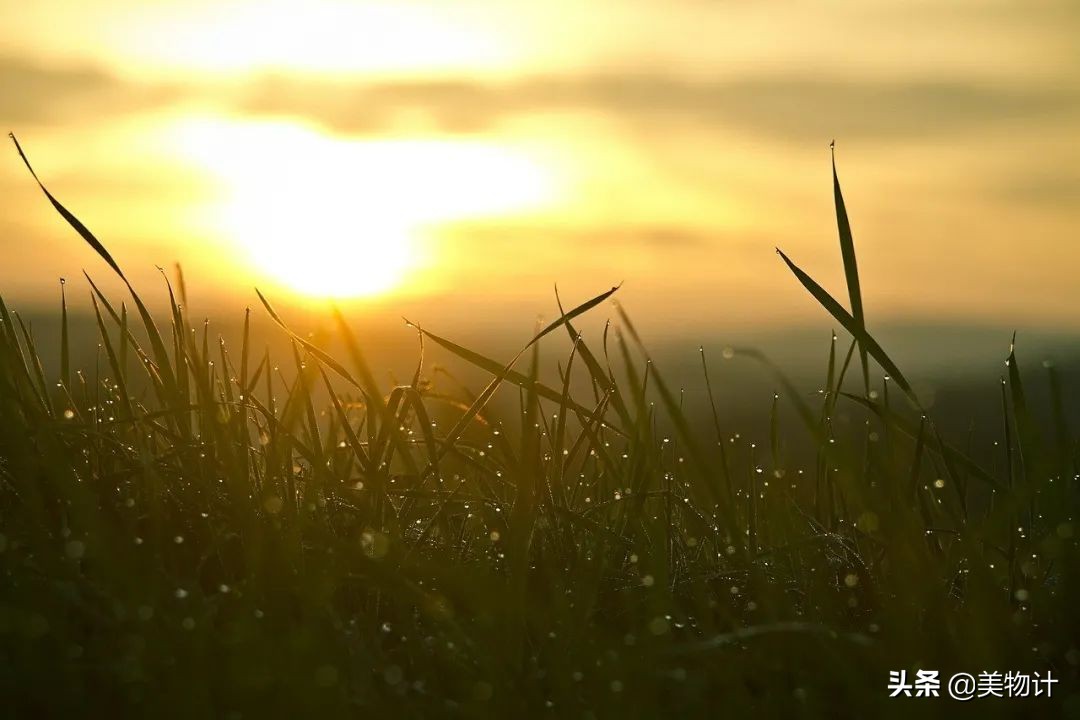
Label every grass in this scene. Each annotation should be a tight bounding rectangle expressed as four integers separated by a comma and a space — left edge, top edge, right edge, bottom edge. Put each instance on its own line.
0, 135, 1077, 717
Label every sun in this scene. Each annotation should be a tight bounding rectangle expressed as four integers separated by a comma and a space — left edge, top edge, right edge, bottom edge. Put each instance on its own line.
211, 142, 418, 299
167, 117, 559, 299
228, 200, 414, 299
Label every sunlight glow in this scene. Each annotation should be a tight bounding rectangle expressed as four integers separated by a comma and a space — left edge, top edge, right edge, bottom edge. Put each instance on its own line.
169, 117, 559, 298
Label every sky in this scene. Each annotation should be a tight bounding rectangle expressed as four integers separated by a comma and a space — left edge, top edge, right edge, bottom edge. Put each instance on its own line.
1, 0, 1078, 340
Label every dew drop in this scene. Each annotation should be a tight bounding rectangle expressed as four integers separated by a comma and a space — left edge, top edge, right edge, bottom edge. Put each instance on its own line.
64, 540, 85, 560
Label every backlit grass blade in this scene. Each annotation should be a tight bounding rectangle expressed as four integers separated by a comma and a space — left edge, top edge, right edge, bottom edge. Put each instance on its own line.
776, 247, 917, 406
417, 324, 621, 437
10, 134, 126, 281
554, 284, 632, 422
732, 347, 820, 439
551, 335, 581, 507
402, 387, 440, 480
841, 393, 1003, 490
699, 346, 733, 501
613, 303, 717, 502
255, 288, 364, 393
14, 313, 51, 416
60, 279, 70, 391
319, 366, 373, 475
1005, 334, 1042, 528
89, 294, 134, 420
532, 284, 620, 346
1006, 334, 1041, 478
832, 145, 870, 394
430, 285, 622, 462
11, 137, 179, 402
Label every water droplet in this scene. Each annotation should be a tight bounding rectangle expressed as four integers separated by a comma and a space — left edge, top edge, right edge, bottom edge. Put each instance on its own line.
65, 540, 85, 560
361, 530, 391, 559
383, 665, 404, 685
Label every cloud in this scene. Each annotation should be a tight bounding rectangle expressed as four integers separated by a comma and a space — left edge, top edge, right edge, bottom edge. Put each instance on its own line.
239, 73, 1080, 141
3, 52, 1077, 145
442, 221, 717, 249
993, 169, 1080, 208
0, 56, 179, 126
436, 220, 782, 261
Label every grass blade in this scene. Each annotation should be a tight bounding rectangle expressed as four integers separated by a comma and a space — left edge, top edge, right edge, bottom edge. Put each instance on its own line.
832, 144, 870, 394
776, 247, 917, 407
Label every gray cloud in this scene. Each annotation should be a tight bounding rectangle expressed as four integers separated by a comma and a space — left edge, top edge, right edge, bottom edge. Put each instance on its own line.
993, 169, 1080, 208
439, 220, 775, 254
3, 53, 1077, 144
0, 56, 178, 126
239, 73, 1080, 141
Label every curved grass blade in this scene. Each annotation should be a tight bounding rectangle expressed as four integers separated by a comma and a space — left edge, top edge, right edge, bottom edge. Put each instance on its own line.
255, 288, 364, 393
776, 248, 917, 407
11, 136, 178, 400
319, 367, 373, 475
426, 285, 621, 463
10, 134, 126, 281
841, 393, 1003, 491
555, 285, 632, 429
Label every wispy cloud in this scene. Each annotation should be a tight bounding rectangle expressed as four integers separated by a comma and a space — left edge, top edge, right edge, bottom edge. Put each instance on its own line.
5, 55, 1078, 144
238, 73, 1080, 141
0, 56, 179, 126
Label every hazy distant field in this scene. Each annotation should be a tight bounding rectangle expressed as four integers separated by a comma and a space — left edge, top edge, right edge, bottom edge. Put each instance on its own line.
1, 148, 1077, 718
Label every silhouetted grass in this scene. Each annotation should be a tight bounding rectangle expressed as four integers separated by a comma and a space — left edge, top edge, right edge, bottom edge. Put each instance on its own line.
0, 136, 1077, 718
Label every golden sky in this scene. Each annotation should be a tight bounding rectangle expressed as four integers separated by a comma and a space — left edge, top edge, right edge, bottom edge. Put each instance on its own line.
1, 0, 1078, 334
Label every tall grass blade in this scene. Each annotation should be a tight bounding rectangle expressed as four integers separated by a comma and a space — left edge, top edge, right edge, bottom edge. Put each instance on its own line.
59, 279, 70, 390
10, 134, 126, 280
776, 248, 917, 406
12, 137, 180, 401
831, 145, 870, 394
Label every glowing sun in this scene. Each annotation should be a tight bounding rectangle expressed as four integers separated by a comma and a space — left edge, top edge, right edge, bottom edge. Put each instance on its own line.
169, 117, 558, 299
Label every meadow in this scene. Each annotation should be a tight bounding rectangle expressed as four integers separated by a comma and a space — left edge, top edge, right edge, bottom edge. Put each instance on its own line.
0, 135, 1077, 718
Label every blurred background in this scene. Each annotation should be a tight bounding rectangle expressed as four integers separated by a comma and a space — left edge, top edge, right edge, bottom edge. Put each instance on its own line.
1, 0, 1079, 394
